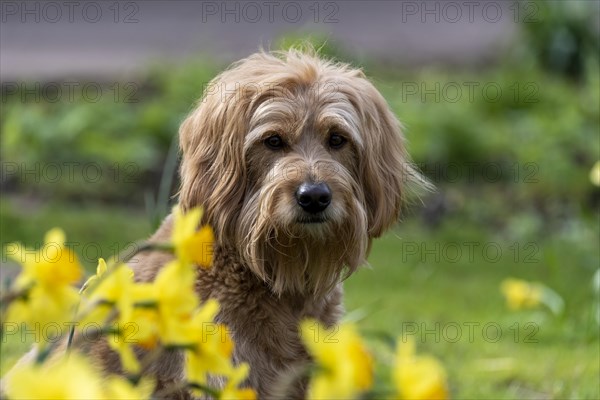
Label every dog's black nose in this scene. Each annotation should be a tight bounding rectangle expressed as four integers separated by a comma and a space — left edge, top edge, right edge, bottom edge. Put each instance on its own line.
296, 182, 331, 213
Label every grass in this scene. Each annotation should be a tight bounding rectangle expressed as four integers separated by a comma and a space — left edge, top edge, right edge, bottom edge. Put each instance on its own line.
346, 217, 599, 399
0, 195, 153, 272
1, 197, 598, 399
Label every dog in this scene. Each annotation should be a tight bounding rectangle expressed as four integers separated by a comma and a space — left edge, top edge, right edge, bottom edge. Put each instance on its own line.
109, 49, 422, 398
6, 49, 423, 399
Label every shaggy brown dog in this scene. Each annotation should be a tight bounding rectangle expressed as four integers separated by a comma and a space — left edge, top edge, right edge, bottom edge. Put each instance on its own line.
6, 50, 423, 399
130, 50, 421, 398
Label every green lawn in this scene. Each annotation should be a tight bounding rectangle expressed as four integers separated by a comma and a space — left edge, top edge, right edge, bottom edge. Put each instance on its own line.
346, 218, 599, 399
1, 196, 597, 398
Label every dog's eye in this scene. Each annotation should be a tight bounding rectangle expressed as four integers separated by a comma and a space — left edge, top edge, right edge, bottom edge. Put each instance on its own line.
264, 135, 284, 150
328, 133, 347, 149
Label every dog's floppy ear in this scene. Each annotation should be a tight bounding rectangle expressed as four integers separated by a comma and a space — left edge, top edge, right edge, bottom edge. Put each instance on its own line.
356, 79, 419, 238
178, 79, 252, 242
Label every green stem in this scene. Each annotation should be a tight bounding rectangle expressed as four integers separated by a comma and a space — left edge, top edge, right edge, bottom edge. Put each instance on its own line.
187, 382, 222, 399
116, 241, 174, 265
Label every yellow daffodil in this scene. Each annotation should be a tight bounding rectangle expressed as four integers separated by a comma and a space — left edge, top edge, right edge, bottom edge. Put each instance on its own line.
7, 228, 83, 290
79, 261, 145, 373
393, 337, 449, 400
590, 161, 600, 187
4, 352, 153, 399
103, 376, 155, 400
79, 258, 213, 365
4, 352, 104, 399
5, 228, 82, 331
185, 299, 237, 390
500, 278, 542, 310
127, 286, 161, 350
80, 262, 136, 324
300, 319, 373, 399
172, 206, 214, 267
80, 257, 109, 293
151, 260, 201, 345
220, 363, 257, 400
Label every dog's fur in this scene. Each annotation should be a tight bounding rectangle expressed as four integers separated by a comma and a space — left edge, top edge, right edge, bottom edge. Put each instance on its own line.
6, 50, 422, 399
177, 50, 416, 295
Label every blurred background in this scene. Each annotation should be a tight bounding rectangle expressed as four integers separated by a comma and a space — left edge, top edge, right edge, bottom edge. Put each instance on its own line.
1, 0, 599, 398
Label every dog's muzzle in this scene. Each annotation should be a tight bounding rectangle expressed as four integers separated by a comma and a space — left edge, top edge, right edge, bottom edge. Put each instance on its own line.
295, 182, 331, 216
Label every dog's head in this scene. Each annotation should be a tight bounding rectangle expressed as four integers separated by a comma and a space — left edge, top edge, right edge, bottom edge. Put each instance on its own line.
179, 50, 422, 296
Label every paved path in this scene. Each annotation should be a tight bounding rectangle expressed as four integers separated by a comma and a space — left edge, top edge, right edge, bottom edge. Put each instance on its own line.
1, 0, 517, 81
